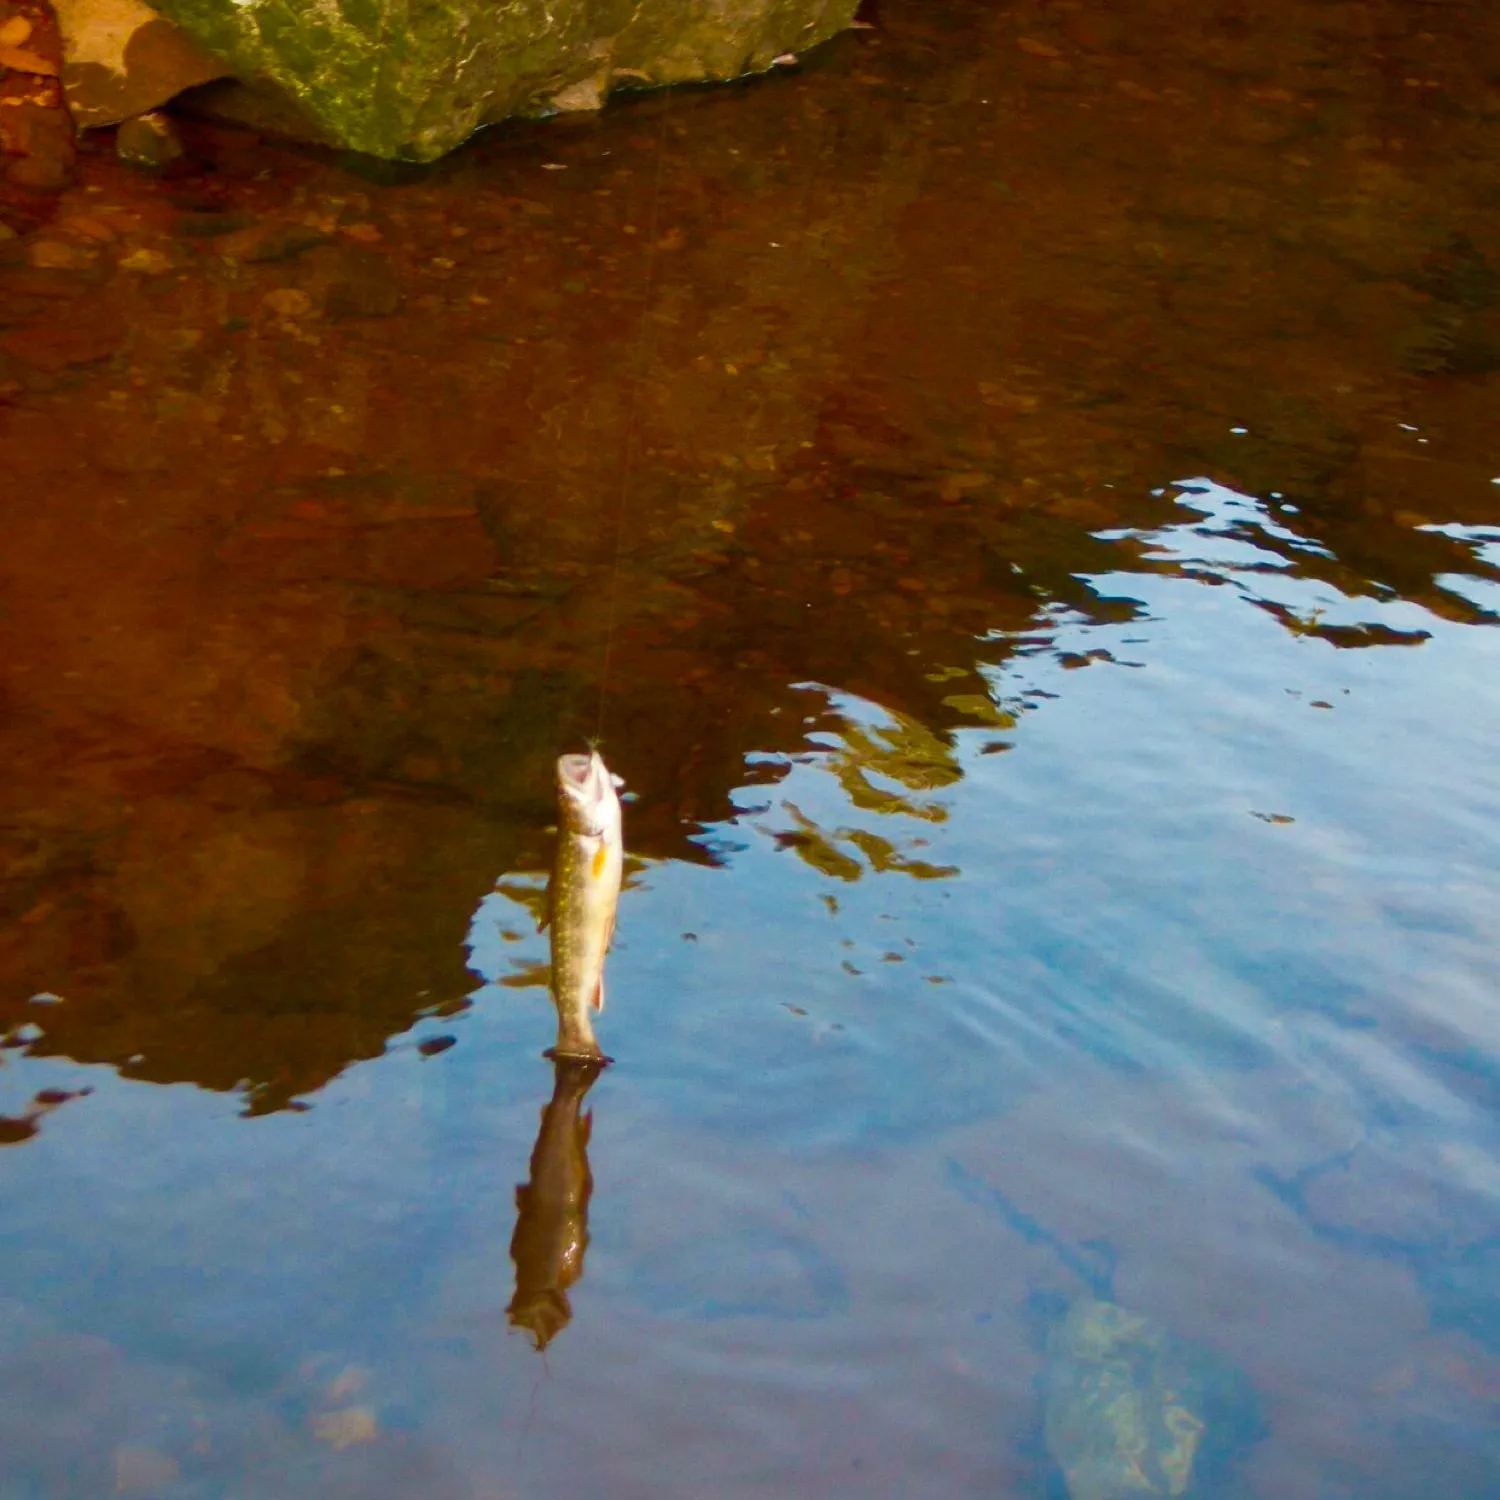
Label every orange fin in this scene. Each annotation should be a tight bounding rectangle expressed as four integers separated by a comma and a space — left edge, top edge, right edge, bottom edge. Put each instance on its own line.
592, 974, 605, 1012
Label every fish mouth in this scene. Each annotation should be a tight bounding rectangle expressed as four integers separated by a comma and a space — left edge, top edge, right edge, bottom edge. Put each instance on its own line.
555, 751, 615, 835
557, 753, 596, 790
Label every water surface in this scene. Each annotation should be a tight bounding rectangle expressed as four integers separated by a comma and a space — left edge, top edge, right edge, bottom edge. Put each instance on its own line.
2, 1, 1499, 1496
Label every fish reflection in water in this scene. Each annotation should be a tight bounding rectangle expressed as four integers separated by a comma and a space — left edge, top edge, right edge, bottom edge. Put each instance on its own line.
508, 1057, 605, 1350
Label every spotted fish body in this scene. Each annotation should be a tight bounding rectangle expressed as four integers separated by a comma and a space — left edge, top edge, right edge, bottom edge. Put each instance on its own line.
548, 752, 623, 1060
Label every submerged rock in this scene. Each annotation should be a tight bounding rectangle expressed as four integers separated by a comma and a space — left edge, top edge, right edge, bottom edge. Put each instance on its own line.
142, 0, 861, 160
114, 107, 183, 168
0, 4, 75, 192
2, 103, 76, 194
1043, 1298, 1260, 1500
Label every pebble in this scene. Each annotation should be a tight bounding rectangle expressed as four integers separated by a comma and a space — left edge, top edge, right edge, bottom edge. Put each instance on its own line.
27, 239, 95, 270
322, 247, 402, 318
6, 147, 74, 193
0, 312, 126, 369
56, 215, 116, 244
118, 248, 173, 275
263, 287, 314, 320
214, 221, 329, 263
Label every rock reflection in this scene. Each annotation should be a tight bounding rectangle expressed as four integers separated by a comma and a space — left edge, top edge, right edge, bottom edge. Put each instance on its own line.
507, 1056, 605, 1351
0, 1021, 92, 1144
0, 0, 1496, 1134
752, 693, 965, 884
0, 1087, 88, 1145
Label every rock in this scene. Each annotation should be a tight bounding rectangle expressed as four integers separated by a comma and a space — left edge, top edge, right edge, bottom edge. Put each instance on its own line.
1424, 1241, 1500, 1355
52, 0, 226, 128
0, 41, 57, 74
117, 245, 172, 273
115, 108, 184, 168
0, 264, 94, 300
0, 308, 125, 367
26, 237, 96, 269
6, 149, 74, 191
310, 1404, 378, 1450
0, 8, 59, 73
113, 1444, 180, 1494
1043, 1298, 1261, 1500
53, 213, 116, 243
320, 246, 401, 319
172, 75, 334, 147
212, 219, 327, 262
550, 59, 609, 114
325, 1363, 368, 1401
0, 96, 76, 194
261, 285, 312, 320
1300, 1137, 1500, 1254
170, 207, 253, 238
143, 0, 861, 160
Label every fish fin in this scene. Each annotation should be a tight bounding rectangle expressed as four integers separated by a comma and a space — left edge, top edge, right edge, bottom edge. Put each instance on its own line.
604, 912, 616, 953
538, 875, 552, 933
581, 1109, 593, 1145
592, 974, 605, 1012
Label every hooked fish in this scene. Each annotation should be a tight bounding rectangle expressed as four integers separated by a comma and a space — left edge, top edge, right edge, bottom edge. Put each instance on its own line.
546, 751, 623, 1061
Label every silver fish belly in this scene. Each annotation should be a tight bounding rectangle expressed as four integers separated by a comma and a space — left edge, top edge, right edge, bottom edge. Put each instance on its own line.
548, 751, 623, 1060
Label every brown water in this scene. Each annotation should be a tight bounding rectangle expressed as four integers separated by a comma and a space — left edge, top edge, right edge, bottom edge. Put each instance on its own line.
2, 2, 1499, 1497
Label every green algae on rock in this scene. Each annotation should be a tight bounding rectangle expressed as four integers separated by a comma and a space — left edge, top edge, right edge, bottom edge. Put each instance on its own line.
1044, 1299, 1262, 1500
140, 0, 860, 161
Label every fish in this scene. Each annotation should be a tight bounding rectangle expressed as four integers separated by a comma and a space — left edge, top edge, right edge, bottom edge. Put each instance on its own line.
546, 750, 624, 1061
507, 1056, 603, 1351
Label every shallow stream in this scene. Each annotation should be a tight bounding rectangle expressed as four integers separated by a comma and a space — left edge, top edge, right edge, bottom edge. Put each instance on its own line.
1, 2, 1498, 1496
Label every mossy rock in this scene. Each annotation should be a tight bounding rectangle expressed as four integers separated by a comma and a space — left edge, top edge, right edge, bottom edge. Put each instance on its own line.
1043, 1298, 1262, 1500
145, 0, 859, 161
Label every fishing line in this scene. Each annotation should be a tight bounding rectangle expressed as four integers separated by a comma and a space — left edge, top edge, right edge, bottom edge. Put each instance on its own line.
594, 92, 673, 747
514, 1343, 551, 1470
